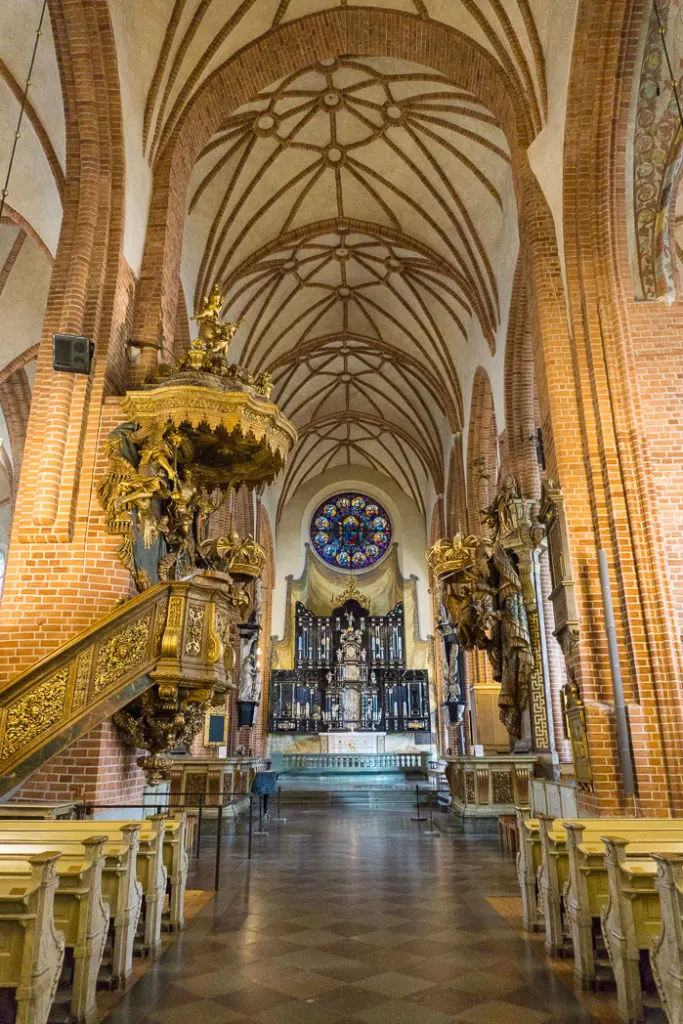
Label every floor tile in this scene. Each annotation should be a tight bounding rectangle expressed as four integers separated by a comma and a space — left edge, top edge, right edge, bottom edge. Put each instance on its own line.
101, 801, 609, 1024
453, 999, 553, 1023
354, 970, 433, 997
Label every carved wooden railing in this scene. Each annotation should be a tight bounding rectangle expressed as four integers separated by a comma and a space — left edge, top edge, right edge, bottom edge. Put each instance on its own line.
0, 571, 238, 797
274, 752, 429, 772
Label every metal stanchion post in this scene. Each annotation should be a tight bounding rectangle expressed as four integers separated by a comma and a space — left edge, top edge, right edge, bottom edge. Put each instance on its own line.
214, 802, 224, 891
411, 783, 426, 822
195, 793, 204, 858
423, 790, 440, 836
253, 793, 268, 836
248, 794, 253, 859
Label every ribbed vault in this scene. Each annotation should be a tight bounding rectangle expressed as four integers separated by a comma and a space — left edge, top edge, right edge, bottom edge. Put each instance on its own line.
143, 0, 547, 164
183, 55, 515, 512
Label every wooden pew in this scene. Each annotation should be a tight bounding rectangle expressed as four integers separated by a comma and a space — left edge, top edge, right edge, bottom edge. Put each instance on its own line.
563, 823, 683, 989
650, 853, 683, 1024
601, 836, 663, 1023
0, 851, 65, 1024
0, 826, 141, 990
0, 817, 167, 957
163, 812, 188, 932
0, 837, 109, 1024
515, 807, 542, 931
537, 816, 683, 958
82, 815, 187, 932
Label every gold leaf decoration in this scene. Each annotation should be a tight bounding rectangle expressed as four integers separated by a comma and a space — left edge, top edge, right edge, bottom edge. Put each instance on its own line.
184, 605, 204, 656
72, 648, 94, 712
94, 617, 151, 695
2, 668, 69, 758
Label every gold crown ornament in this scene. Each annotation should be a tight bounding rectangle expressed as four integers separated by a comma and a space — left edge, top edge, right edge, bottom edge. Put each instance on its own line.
426, 533, 480, 578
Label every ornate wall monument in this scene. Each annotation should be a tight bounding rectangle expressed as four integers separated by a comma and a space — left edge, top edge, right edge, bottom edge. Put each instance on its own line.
428, 478, 555, 770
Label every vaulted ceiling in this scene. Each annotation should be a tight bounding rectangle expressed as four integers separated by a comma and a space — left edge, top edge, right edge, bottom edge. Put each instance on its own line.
140, 0, 549, 166
182, 55, 518, 516
0, 0, 560, 531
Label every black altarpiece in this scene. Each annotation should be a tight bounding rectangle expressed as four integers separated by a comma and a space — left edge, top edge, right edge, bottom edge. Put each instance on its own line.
269, 598, 430, 733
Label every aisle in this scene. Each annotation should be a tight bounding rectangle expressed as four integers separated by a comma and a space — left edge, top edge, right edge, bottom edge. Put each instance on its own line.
102, 806, 601, 1024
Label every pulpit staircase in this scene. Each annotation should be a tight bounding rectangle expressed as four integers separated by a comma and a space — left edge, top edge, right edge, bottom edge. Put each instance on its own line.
0, 571, 236, 799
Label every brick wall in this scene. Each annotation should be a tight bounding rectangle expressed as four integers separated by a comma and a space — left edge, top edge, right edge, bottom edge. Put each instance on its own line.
17, 719, 144, 806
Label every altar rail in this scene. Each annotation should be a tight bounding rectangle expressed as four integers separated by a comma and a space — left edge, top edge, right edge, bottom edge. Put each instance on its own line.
275, 752, 429, 773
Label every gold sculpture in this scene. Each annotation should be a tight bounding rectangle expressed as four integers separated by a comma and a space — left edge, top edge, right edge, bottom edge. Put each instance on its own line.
96, 285, 295, 781
98, 284, 295, 593
427, 482, 538, 741
332, 578, 370, 609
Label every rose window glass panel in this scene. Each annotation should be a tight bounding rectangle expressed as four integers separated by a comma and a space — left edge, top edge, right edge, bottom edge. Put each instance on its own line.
310, 493, 392, 570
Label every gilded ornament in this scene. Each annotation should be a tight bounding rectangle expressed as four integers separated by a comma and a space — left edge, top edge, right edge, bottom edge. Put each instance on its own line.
184, 605, 204, 656
332, 578, 370, 610
94, 617, 151, 695
72, 648, 94, 712
426, 478, 541, 742
206, 604, 222, 664
98, 286, 293, 593
492, 771, 513, 805
159, 596, 184, 659
2, 668, 69, 759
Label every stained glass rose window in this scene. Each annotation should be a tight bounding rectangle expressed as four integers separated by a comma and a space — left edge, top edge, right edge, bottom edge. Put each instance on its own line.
310, 493, 392, 570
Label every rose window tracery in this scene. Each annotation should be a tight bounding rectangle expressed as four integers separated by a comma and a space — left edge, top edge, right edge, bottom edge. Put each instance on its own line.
310, 493, 391, 570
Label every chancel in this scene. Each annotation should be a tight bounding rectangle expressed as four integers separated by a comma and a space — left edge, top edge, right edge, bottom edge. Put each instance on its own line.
270, 591, 430, 736
0, 3, 682, 1023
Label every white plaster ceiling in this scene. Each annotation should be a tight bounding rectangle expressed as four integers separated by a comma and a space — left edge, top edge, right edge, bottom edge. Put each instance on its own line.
0, 0, 64, 254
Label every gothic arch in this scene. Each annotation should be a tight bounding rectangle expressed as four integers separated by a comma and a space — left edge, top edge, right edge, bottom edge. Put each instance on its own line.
466, 367, 497, 533
446, 439, 467, 536
503, 250, 540, 500
132, 7, 537, 363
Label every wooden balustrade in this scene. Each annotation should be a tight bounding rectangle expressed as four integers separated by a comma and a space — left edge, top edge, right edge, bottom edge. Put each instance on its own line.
168, 757, 260, 810
444, 755, 536, 828
276, 752, 429, 772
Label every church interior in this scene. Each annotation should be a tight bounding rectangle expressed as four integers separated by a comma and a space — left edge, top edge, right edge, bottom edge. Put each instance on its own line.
0, 1, 682, 1022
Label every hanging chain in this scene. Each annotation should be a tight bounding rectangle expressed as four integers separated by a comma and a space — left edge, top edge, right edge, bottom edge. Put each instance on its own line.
0, 0, 49, 224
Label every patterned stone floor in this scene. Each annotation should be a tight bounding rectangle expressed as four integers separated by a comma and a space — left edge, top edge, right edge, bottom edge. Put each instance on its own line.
102, 805, 605, 1024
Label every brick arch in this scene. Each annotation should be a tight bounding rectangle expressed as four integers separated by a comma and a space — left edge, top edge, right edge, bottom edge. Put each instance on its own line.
466, 368, 498, 533
132, 7, 537, 369
21, 0, 128, 530
445, 438, 467, 536
429, 497, 445, 547
0, 0, 133, 672
503, 250, 540, 500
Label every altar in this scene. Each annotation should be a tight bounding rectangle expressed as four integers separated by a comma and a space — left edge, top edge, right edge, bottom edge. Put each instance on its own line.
323, 732, 386, 754
268, 594, 430, 734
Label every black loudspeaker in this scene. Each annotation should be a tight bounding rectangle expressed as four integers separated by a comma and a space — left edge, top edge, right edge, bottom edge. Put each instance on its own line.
52, 334, 94, 375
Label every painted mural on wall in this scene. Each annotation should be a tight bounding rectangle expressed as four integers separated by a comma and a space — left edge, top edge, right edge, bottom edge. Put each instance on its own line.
632, 0, 683, 301
310, 493, 392, 570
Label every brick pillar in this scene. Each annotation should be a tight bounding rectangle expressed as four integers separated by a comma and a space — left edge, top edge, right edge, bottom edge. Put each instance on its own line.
0, 3, 141, 804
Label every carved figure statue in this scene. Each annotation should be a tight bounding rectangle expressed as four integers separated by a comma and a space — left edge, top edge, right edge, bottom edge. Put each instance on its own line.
482, 475, 521, 541
427, 482, 537, 740
239, 631, 261, 703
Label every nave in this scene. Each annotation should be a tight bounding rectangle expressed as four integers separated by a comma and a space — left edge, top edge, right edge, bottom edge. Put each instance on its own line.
102, 802, 610, 1024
